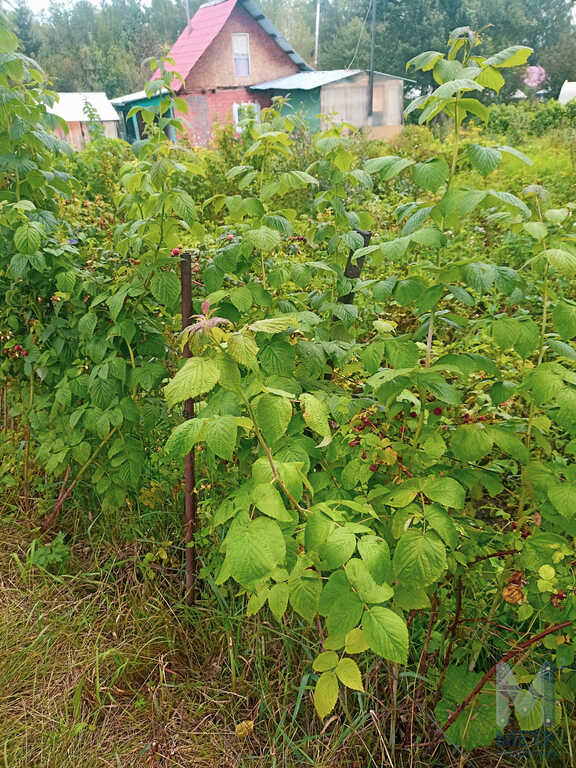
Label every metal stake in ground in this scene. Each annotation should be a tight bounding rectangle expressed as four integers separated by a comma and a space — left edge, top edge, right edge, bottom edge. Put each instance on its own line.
338, 230, 372, 305
180, 250, 198, 605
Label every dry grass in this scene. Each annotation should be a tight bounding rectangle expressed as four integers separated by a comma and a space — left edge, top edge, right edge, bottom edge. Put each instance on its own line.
0, 524, 261, 766
0, 521, 567, 767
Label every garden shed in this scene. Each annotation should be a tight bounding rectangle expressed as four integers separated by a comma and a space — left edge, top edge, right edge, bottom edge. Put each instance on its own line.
110, 89, 176, 142
249, 69, 411, 139
48, 92, 121, 150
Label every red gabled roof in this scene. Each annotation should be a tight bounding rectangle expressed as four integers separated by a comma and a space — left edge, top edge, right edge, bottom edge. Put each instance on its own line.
153, 0, 236, 90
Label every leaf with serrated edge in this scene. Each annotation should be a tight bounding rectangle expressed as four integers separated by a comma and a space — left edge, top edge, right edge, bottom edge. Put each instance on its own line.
345, 627, 370, 654
314, 672, 339, 719
300, 393, 330, 437
312, 651, 339, 672
164, 357, 220, 408
253, 394, 292, 443
267, 582, 288, 622
336, 658, 364, 691
362, 606, 408, 664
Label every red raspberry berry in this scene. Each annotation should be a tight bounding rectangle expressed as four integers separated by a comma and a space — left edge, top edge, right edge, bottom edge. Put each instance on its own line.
410, 411, 417, 418
369, 464, 378, 472
14, 345, 21, 352
433, 407, 442, 416
171, 248, 180, 256
21, 349, 28, 356
361, 451, 367, 460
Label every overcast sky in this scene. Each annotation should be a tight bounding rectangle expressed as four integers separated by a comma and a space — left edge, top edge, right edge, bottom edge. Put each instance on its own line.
24, 0, 63, 15
25, 0, 100, 15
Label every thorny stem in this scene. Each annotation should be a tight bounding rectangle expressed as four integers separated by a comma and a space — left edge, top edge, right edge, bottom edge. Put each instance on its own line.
537, 262, 550, 368
518, 261, 549, 518
154, 202, 166, 258
436, 576, 462, 694
126, 341, 137, 396
425, 311, 434, 367
22, 374, 34, 515
243, 395, 305, 512
389, 662, 398, 760
450, 96, 461, 186
466, 548, 519, 566
261, 251, 267, 288
43, 427, 118, 529
468, 572, 503, 673
436, 620, 572, 741
228, 632, 236, 691
407, 596, 439, 752
413, 388, 426, 445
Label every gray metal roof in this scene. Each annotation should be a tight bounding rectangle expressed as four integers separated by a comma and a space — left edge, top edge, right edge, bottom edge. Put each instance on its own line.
250, 70, 361, 91
239, 0, 311, 72
250, 69, 413, 91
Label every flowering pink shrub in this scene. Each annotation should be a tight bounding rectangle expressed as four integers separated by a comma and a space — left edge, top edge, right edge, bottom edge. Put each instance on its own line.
523, 65, 547, 88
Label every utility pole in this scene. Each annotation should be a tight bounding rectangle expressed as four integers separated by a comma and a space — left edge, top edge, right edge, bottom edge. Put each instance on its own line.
367, 0, 377, 116
185, 0, 191, 29
314, 0, 321, 69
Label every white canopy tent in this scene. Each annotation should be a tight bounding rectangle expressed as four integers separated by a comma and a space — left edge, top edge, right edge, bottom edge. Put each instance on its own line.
559, 81, 576, 105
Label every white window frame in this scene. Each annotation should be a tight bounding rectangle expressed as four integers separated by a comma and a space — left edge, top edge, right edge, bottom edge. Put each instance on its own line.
232, 33, 251, 77
232, 102, 261, 131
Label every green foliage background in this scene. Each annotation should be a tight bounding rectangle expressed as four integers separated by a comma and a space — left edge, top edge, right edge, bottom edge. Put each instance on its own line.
9, 0, 576, 98
3, 11, 576, 766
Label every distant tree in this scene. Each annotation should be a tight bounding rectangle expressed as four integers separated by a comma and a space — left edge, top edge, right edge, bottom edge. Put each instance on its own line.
320, 16, 371, 70
540, 31, 576, 98
378, 0, 449, 81
8, 0, 576, 103
12, 0, 38, 59
259, 0, 315, 61
309, 0, 576, 99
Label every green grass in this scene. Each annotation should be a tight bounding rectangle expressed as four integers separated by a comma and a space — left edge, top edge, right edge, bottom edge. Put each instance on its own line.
0, 518, 570, 768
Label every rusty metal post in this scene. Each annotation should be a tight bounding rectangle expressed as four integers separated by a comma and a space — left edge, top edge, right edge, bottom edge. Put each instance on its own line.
180, 251, 198, 604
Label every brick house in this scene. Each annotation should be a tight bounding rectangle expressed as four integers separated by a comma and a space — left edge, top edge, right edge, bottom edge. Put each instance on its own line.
125, 0, 310, 145
112, 0, 410, 145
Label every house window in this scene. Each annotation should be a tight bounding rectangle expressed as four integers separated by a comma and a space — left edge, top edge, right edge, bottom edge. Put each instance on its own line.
233, 102, 261, 131
232, 33, 250, 76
